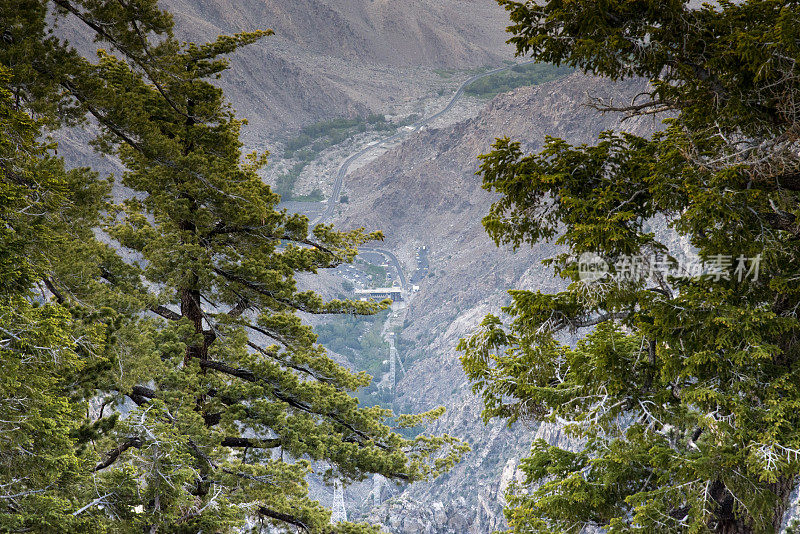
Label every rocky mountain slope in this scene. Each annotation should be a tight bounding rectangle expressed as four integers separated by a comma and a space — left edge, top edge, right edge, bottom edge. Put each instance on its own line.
161, 0, 514, 140
56, 0, 515, 178
172, 0, 511, 67
331, 73, 658, 532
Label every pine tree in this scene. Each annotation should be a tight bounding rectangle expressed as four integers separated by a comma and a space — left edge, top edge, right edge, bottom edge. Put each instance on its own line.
1, 1, 467, 531
0, 62, 120, 532
460, 1, 800, 532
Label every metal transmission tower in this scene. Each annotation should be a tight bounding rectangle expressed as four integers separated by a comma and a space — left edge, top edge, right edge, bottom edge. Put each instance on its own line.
331, 480, 347, 524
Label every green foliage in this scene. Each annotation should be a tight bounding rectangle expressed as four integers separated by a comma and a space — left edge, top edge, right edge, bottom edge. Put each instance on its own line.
461, 1, 800, 532
284, 114, 393, 160
358, 261, 388, 288
293, 188, 326, 202
0, 61, 118, 532
0, 1, 466, 532
0, 299, 114, 534
464, 62, 572, 98
315, 311, 390, 379
274, 161, 308, 200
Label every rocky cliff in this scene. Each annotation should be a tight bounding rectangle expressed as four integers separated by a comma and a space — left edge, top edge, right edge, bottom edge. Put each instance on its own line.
332, 74, 657, 532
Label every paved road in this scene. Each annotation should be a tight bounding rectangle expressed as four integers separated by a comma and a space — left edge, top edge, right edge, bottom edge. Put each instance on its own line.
414, 63, 529, 128
359, 247, 407, 289
313, 61, 532, 226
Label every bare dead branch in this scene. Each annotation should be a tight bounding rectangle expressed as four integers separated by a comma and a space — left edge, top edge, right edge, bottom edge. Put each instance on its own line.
220, 437, 281, 449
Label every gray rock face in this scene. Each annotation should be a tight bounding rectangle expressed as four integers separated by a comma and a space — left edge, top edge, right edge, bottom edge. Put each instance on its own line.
128, 0, 515, 138
332, 73, 654, 532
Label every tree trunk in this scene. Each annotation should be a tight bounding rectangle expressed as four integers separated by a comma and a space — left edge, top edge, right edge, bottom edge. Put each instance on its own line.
711, 477, 797, 533
180, 286, 205, 364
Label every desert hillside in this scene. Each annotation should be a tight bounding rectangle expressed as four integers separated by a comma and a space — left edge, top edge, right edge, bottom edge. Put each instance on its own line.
56, 0, 515, 170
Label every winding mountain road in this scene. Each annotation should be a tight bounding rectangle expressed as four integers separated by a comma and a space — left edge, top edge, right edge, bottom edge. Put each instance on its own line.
313, 62, 534, 290
313, 62, 530, 227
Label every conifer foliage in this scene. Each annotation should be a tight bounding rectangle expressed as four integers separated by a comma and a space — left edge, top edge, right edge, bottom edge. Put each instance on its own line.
0, 1, 465, 532
461, 1, 800, 532
0, 61, 117, 533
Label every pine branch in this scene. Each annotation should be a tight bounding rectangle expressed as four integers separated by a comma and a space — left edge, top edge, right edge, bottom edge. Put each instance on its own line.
150, 305, 181, 321
226, 298, 249, 318
212, 268, 325, 314
257, 507, 310, 532
42, 278, 64, 304
51, 0, 190, 121
194, 357, 404, 461
94, 437, 142, 471
245, 339, 337, 384
220, 437, 281, 449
